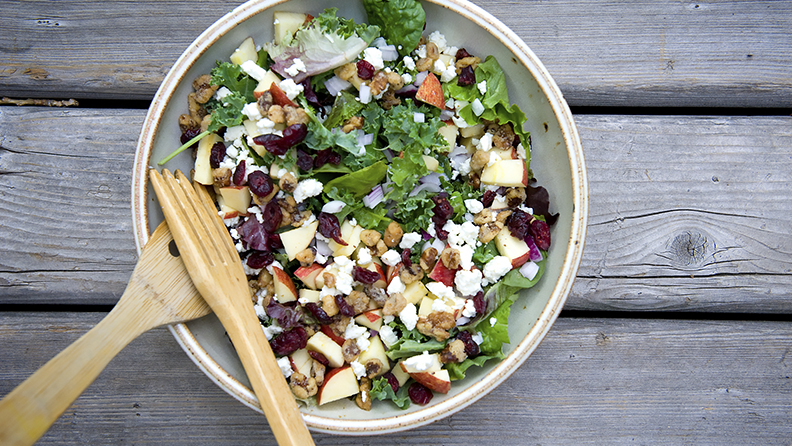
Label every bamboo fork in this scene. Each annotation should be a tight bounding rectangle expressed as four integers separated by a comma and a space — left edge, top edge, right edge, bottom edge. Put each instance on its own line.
0, 222, 210, 446
149, 169, 314, 446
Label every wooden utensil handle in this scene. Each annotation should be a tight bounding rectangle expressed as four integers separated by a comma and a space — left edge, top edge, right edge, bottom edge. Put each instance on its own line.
0, 286, 154, 446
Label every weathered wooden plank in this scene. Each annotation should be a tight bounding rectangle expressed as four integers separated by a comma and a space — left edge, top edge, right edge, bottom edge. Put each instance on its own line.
0, 0, 789, 107
0, 313, 789, 445
2, 107, 791, 313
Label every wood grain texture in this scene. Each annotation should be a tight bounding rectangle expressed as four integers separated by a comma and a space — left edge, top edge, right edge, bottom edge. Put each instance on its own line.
0, 0, 790, 107
0, 313, 789, 445
2, 107, 791, 313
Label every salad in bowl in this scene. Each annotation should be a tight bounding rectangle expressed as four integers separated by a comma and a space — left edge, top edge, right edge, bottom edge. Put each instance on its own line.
138, 0, 586, 433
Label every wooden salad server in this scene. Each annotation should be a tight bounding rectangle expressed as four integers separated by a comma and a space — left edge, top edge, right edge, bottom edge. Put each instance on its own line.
149, 168, 314, 446
0, 222, 211, 446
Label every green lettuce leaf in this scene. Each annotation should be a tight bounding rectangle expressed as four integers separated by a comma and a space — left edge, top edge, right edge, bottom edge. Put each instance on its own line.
362, 0, 426, 56
323, 160, 388, 198
370, 376, 411, 409
444, 353, 500, 381
474, 295, 517, 356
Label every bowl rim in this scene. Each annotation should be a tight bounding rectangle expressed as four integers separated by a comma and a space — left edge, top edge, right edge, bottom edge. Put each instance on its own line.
132, 0, 588, 435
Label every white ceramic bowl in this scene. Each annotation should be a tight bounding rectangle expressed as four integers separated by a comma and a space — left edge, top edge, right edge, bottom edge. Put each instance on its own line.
132, 0, 587, 435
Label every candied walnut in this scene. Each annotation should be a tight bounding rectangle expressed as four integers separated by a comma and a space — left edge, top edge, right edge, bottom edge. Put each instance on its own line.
440, 339, 468, 364
257, 270, 273, 288
366, 284, 388, 306
289, 372, 318, 399
327, 316, 351, 339
382, 292, 407, 316
278, 171, 298, 193
360, 229, 382, 247
470, 150, 490, 173
420, 247, 438, 272
399, 263, 424, 285
334, 63, 357, 81
179, 114, 198, 132
251, 184, 279, 206
467, 172, 481, 189
479, 221, 503, 244
386, 71, 404, 89
380, 90, 401, 110
257, 91, 274, 114
267, 104, 285, 124
496, 209, 512, 225
505, 187, 527, 208
303, 323, 319, 338
374, 239, 388, 256
345, 290, 370, 315
487, 121, 517, 149
311, 359, 326, 387
415, 57, 433, 72
342, 116, 365, 133
192, 74, 218, 104
290, 210, 312, 228
369, 71, 389, 96
383, 221, 404, 248
284, 105, 310, 127
342, 339, 361, 363
212, 167, 232, 187
426, 42, 440, 61
321, 293, 339, 317
355, 377, 372, 411
440, 246, 461, 270
322, 272, 336, 289
247, 279, 260, 299
187, 92, 207, 124
473, 208, 494, 226
295, 247, 315, 267
416, 311, 456, 342
455, 56, 481, 72
364, 358, 384, 378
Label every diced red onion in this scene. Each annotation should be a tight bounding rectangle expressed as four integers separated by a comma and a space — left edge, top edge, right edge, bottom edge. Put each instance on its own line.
409, 182, 442, 197
325, 75, 351, 97
415, 71, 428, 86
395, 84, 418, 96
419, 172, 442, 185
519, 261, 540, 280
363, 185, 384, 209
372, 37, 388, 48
383, 149, 395, 162
439, 109, 455, 121
421, 230, 432, 241
357, 131, 374, 147
525, 236, 544, 262
321, 200, 346, 214
315, 239, 333, 257
359, 85, 372, 103
380, 45, 399, 61
449, 146, 468, 158
430, 238, 446, 253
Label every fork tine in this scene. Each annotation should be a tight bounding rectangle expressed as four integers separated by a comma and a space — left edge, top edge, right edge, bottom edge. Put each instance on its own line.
191, 176, 241, 262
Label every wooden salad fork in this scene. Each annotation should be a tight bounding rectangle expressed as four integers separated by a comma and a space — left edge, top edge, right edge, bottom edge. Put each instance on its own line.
149, 169, 314, 446
0, 221, 211, 446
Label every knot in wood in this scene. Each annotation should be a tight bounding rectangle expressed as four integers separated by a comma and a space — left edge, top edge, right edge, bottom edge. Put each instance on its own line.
667, 230, 713, 267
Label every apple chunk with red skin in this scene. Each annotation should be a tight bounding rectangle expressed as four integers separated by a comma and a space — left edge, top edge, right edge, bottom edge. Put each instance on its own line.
279, 220, 318, 261
354, 309, 383, 331
480, 159, 529, 188
428, 258, 458, 287
271, 265, 298, 303
415, 72, 446, 109
494, 229, 531, 268
294, 263, 324, 289
306, 331, 344, 368
410, 369, 451, 394
316, 366, 360, 406
217, 186, 251, 215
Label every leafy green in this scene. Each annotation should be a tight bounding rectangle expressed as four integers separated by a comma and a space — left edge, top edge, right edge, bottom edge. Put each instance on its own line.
445, 353, 499, 381
210, 62, 257, 102
392, 190, 435, 234
383, 320, 447, 360
363, 0, 426, 56
313, 7, 380, 43
473, 240, 499, 264
324, 187, 391, 232
324, 91, 367, 129
370, 376, 411, 409
474, 295, 517, 355
323, 160, 388, 198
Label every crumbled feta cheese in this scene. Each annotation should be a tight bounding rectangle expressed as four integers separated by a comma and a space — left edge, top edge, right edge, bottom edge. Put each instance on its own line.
399, 232, 422, 250
403, 351, 435, 372
224, 125, 245, 142
242, 102, 263, 121
471, 98, 485, 116
344, 321, 368, 340
379, 325, 399, 348
356, 332, 371, 352
263, 323, 283, 341
477, 80, 487, 95
427, 31, 448, 52
380, 249, 402, 267
431, 298, 452, 313
285, 58, 306, 77
240, 60, 267, 81
401, 73, 413, 85
356, 247, 372, 266
277, 356, 293, 378
454, 268, 484, 296
426, 281, 455, 300
483, 256, 513, 284
363, 47, 385, 70
292, 179, 323, 203
387, 275, 406, 295
257, 117, 276, 132
487, 150, 503, 167
403, 55, 416, 71
478, 132, 494, 151
462, 299, 477, 318
399, 303, 418, 331
490, 317, 498, 327
516, 142, 527, 159
253, 302, 267, 319
434, 59, 457, 83
464, 199, 484, 214
278, 78, 304, 100
350, 360, 366, 380
215, 86, 232, 102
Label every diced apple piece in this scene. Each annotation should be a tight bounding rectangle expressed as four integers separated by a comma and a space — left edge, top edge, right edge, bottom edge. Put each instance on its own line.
365, 262, 387, 289
229, 37, 257, 66
494, 229, 531, 268
428, 259, 458, 287
422, 155, 440, 172
415, 72, 445, 109
391, 363, 411, 387
298, 288, 321, 304
355, 309, 383, 331
218, 186, 251, 214
253, 70, 283, 99
294, 263, 325, 289
329, 220, 363, 257
385, 263, 400, 285
269, 82, 298, 107
194, 133, 222, 185
307, 331, 344, 368
316, 366, 359, 405
402, 280, 429, 305
280, 220, 318, 261
273, 11, 308, 45
319, 325, 345, 347
271, 266, 298, 303
418, 296, 435, 317
480, 159, 529, 188
400, 353, 442, 374
491, 146, 519, 160
357, 335, 391, 377
437, 123, 459, 153
289, 348, 313, 376
459, 123, 485, 139
460, 136, 477, 154
410, 369, 451, 394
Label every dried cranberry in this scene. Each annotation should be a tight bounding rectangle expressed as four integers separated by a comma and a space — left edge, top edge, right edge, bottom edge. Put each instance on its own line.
457, 66, 476, 86
318, 212, 347, 245
282, 123, 308, 146
252, 124, 308, 156
401, 248, 412, 269
432, 196, 454, 220
383, 372, 400, 392
472, 291, 486, 316
408, 382, 433, 405
299, 77, 322, 110
506, 208, 531, 240
296, 150, 314, 171
455, 48, 472, 60
456, 330, 480, 358
270, 326, 308, 356
304, 302, 334, 325
309, 350, 329, 366
268, 233, 283, 251
530, 219, 551, 251
334, 294, 356, 317
314, 148, 341, 168
352, 266, 380, 284
356, 60, 376, 80
481, 190, 496, 208
180, 127, 201, 147
236, 217, 269, 251
210, 142, 226, 168
261, 200, 282, 233
246, 250, 274, 269
247, 171, 274, 197
232, 160, 246, 186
